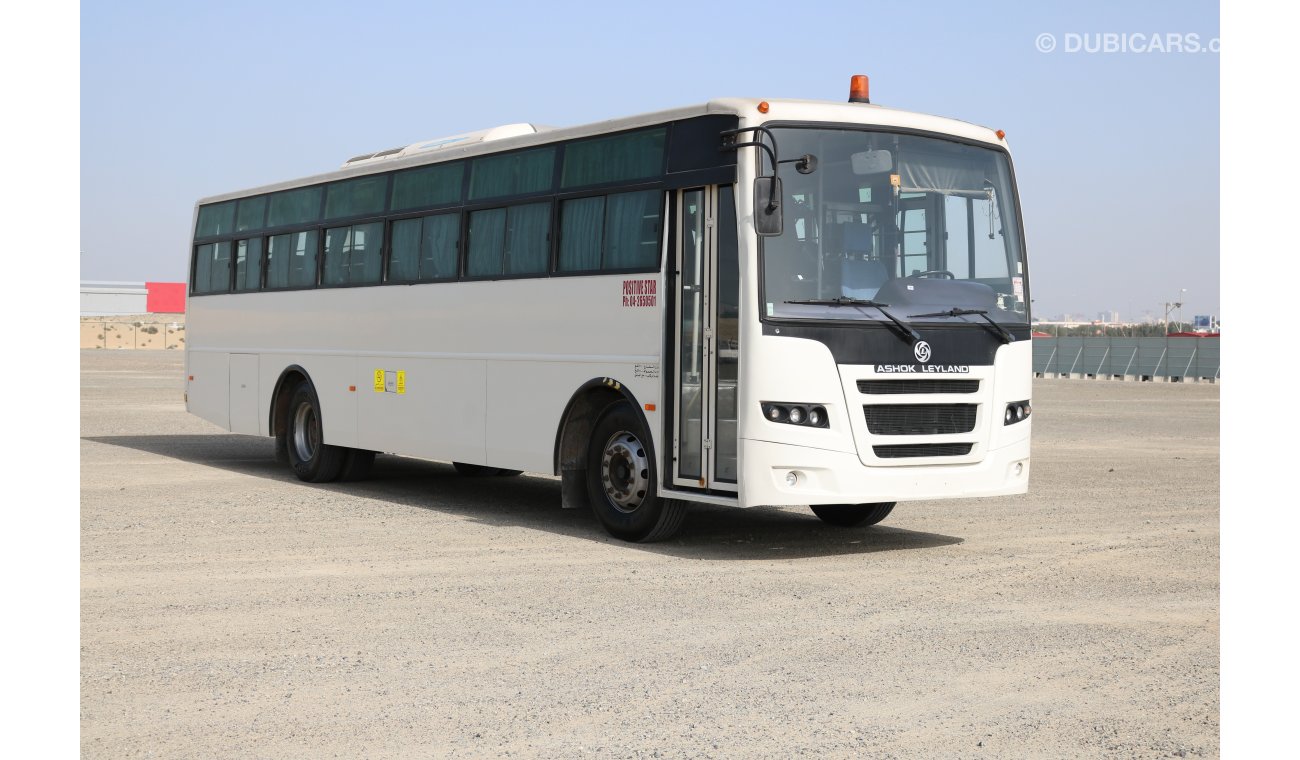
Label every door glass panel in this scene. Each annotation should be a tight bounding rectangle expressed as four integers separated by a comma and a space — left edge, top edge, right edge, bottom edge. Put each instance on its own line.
714, 185, 739, 483
677, 190, 705, 481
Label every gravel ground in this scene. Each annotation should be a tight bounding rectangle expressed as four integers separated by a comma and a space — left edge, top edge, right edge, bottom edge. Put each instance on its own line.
81, 350, 1219, 758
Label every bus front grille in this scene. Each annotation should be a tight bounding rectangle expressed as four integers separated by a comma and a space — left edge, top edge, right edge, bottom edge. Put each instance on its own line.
863, 404, 977, 435
857, 379, 980, 394
873, 443, 974, 459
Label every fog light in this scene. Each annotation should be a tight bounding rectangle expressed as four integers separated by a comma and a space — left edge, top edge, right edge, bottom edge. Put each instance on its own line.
808, 407, 822, 426
785, 471, 799, 486
788, 407, 805, 424
1014, 462, 1024, 476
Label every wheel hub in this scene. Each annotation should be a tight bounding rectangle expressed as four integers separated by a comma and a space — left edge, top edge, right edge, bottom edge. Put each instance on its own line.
601, 431, 649, 513
292, 401, 318, 462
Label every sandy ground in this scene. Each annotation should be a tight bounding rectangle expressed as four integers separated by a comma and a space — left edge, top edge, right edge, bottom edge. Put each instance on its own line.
81, 351, 1219, 758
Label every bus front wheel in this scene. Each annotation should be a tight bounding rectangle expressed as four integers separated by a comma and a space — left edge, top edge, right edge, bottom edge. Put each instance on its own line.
585, 401, 685, 542
811, 502, 896, 527
283, 382, 346, 483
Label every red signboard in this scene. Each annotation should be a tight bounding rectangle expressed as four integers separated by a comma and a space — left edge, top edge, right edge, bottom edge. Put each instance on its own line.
146, 282, 186, 313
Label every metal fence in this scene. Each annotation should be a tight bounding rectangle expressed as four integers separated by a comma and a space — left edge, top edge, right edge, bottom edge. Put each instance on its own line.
1032, 336, 1219, 381
80, 322, 186, 350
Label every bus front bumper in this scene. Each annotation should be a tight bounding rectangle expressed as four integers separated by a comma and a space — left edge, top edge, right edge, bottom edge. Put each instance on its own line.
737, 437, 1031, 508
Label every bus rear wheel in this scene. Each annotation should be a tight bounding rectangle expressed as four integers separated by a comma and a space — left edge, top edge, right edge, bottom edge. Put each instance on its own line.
811, 502, 896, 527
584, 400, 685, 543
284, 382, 345, 483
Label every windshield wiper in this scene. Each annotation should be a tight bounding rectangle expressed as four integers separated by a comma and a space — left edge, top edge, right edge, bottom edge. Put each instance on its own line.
784, 298, 922, 345
912, 307, 1015, 344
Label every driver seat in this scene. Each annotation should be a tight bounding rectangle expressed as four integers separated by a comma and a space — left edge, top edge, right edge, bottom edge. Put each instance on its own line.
840, 222, 886, 298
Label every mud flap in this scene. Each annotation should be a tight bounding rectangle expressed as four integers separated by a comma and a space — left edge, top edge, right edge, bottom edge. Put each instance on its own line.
561, 468, 590, 510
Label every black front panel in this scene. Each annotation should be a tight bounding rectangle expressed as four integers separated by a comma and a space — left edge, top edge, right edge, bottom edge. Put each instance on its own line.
858, 379, 981, 394
874, 443, 974, 459
762, 321, 1031, 367
864, 404, 977, 436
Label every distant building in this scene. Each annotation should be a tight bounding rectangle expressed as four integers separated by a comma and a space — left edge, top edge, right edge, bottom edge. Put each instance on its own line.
81, 281, 186, 316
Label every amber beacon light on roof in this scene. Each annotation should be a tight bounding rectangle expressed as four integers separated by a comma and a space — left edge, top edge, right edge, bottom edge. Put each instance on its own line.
849, 74, 871, 103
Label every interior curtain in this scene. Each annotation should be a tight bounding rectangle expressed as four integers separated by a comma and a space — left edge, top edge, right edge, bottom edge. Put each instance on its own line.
421, 214, 459, 279
605, 190, 660, 269
505, 203, 551, 274
559, 197, 604, 271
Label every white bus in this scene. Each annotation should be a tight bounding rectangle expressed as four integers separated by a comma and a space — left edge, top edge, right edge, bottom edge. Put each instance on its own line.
185, 76, 1032, 542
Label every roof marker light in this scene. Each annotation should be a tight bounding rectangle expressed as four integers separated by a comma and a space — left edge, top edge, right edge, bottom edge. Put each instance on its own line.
849, 75, 870, 104
996, 129, 1006, 140
757, 101, 770, 114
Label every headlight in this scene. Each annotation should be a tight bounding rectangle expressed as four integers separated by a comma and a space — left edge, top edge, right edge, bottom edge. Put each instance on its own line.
761, 403, 830, 428
1004, 400, 1032, 426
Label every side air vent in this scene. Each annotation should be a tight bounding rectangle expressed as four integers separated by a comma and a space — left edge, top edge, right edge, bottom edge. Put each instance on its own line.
857, 379, 980, 394
873, 443, 974, 458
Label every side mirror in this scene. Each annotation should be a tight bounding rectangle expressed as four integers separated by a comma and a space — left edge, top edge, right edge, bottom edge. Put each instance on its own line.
754, 177, 783, 237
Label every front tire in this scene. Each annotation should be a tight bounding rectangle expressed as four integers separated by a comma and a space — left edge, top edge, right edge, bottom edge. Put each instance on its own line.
285, 382, 345, 483
811, 502, 895, 527
585, 401, 685, 542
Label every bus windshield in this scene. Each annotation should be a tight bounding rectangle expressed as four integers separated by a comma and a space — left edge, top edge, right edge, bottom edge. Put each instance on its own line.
761, 128, 1028, 324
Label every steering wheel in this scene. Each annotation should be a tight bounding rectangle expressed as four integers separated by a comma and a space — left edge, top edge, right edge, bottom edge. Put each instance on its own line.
910, 270, 955, 279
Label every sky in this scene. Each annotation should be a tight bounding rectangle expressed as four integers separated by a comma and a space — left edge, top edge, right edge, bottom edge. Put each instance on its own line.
80, 0, 1220, 322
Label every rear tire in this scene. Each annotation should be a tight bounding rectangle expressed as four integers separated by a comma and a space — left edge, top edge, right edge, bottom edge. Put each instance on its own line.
452, 462, 523, 477
285, 382, 345, 483
811, 502, 895, 527
585, 401, 686, 542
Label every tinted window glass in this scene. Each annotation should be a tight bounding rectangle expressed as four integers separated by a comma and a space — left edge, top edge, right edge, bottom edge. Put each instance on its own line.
267, 186, 323, 228
193, 241, 232, 294
233, 238, 263, 291
504, 203, 551, 275
388, 218, 423, 283
392, 162, 464, 211
266, 230, 319, 289
469, 147, 555, 200
323, 223, 384, 286
562, 128, 666, 188
235, 197, 267, 232
323, 226, 349, 286
325, 175, 388, 220
467, 208, 507, 276
558, 196, 604, 271
421, 214, 459, 280
195, 202, 235, 238
604, 190, 661, 269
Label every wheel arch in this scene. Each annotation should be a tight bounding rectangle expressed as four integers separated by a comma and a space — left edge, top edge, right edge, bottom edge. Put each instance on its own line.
552, 378, 658, 510
269, 364, 314, 437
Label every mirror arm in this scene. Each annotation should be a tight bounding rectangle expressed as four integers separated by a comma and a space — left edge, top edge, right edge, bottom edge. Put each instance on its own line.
720, 127, 782, 210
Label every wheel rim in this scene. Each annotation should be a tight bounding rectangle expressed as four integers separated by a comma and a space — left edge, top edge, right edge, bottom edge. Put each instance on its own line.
291, 401, 318, 462
600, 431, 649, 514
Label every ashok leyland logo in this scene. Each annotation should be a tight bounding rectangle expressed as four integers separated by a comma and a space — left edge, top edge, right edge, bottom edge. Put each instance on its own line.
914, 340, 932, 363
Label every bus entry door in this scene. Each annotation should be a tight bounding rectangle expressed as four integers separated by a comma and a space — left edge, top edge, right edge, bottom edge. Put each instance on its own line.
672, 185, 739, 492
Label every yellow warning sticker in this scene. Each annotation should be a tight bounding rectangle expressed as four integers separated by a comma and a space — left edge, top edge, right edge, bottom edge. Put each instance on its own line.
374, 369, 407, 394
